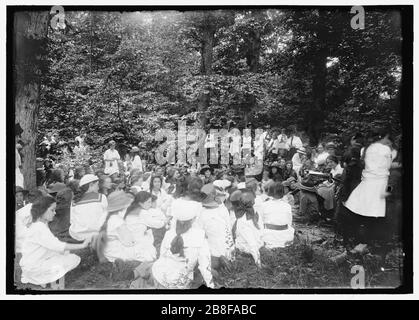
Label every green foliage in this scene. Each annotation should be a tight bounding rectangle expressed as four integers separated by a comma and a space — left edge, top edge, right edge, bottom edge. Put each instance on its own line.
39, 8, 402, 159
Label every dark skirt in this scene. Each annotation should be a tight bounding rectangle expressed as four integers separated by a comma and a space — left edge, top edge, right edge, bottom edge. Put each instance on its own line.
338, 205, 389, 245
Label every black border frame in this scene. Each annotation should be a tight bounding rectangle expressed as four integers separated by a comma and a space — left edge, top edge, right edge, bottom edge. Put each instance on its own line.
6, 4, 413, 295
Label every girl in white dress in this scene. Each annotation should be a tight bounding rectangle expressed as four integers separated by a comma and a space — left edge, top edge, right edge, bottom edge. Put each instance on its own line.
229, 129, 242, 163
130, 203, 214, 289
20, 196, 91, 287
149, 175, 171, 214
231, 190, 263, 267
100, 191, 157, 263
259, 182, 294, 248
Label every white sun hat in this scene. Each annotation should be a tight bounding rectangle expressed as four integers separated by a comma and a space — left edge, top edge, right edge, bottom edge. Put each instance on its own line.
79, 174, 99, 187
213, 179, 231, 190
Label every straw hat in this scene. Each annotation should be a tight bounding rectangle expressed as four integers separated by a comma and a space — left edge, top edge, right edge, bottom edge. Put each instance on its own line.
107, 191, 134, 213
199, 165, 213, 175
47, 182, 67, 195
79, 174, 99, 187
201, 183, 222, 208
171, 199, 200, 221
213, 179, 231, 190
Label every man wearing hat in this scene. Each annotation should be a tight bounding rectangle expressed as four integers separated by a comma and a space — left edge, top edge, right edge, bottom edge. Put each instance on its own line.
297, 180, 320, 222
46, 182, 67, 198
104, 140, 121, 175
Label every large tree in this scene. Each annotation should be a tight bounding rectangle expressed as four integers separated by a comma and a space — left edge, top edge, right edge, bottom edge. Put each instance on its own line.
14, 11, 50, 189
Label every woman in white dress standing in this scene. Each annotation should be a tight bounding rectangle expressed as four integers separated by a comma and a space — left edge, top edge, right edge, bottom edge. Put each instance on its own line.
104, 140, 121, 175
229, 129, 242, 164
344, 129, 396, 243
130, 146, 143, 172
20, 196, 91, 287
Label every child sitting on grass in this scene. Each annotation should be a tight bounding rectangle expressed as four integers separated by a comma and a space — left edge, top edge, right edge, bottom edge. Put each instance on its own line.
19, 195, 91, 287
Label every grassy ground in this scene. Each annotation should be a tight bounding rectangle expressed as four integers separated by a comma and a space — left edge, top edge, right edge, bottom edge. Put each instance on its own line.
14, 219, 403, 292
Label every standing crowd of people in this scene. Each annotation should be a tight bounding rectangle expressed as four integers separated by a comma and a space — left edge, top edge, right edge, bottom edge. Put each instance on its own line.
14, 124, 402, 289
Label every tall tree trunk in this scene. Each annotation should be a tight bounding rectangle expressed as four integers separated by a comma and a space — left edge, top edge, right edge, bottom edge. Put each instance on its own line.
14, 11, 49, 189
245, 19, 261, 126
197, 21, 215, 129
309, 12, 328, 144
90, 11, 94, 74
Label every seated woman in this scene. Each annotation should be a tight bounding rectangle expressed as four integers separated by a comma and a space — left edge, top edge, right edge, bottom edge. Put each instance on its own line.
269, 162, 283, 182
328, 155, 344, 178
313, 143, 330, 170
261, 168, 274, 193
231, 190, 263, 267
16, 190, 43, 255
124, 191, 168, 255
291, 148, 307, 177
259, 182, 294, 248
130, 204, 214, 289
282, 161, 298, 181
315, 156, 342, 214
149, 175, 171, 214
99, 191, 157, 263
19, 196, 91, 287
69, 174, 108, 241
282, 177, 297, 207
164, 167, 179, 195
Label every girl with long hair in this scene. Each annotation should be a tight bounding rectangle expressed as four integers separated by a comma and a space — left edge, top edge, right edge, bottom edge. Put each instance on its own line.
19, 196, 91, 287
130, 203, 214, 289
149, 175, 171, 214
231, 190, 263, 267
124, 191, 168, 255
95, 191, 156, 264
